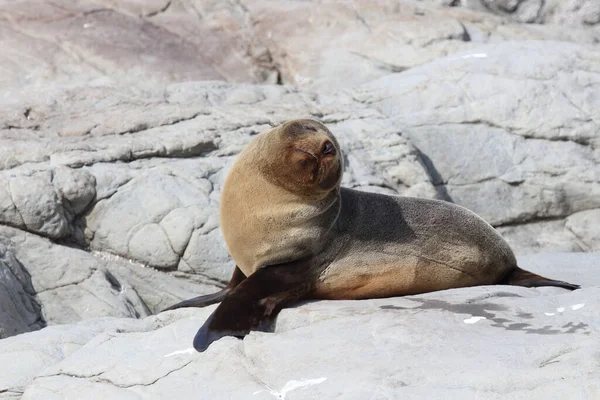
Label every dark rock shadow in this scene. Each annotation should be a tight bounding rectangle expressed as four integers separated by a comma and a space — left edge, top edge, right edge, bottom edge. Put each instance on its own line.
412, 146, 453, 203
0, 248, 46, 338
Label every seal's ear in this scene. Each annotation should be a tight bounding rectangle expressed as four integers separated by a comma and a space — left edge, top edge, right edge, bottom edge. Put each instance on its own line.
193, 261, 314, 352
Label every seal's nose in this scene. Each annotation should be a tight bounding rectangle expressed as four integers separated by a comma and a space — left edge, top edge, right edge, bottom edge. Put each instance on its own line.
322, 140, 336, 156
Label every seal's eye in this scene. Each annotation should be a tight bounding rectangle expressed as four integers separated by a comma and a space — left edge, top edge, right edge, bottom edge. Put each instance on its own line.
322, 141, 336, 156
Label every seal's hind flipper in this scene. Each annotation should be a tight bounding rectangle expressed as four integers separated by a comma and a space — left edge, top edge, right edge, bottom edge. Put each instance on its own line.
193, 261, 314, 352
501, 267, 580, 291
161, 266, 246, 312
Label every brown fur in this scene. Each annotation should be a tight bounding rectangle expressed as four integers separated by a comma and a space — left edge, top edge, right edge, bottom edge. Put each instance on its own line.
165, 118, 579, 352
218, 118, 578, 299
219, 119, 343, 277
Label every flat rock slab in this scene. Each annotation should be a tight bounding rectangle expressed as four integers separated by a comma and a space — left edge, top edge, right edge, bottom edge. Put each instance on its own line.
1, 0, 598, 94
0, 252, 597, 399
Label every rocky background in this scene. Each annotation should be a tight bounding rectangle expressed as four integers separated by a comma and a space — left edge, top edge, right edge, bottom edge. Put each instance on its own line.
1, 0, 599, 398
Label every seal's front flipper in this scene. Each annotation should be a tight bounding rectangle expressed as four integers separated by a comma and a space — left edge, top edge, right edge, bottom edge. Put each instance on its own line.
502, 266, 580, 291
161, 266, 246, 312
193, 261, 314, 352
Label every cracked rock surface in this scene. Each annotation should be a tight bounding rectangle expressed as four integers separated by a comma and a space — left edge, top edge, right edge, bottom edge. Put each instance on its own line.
357, 40, 600, 253
1, 0, 600, 398
2, 0, 599, 94
2, 253, 599, 400
432, 0, 600, 26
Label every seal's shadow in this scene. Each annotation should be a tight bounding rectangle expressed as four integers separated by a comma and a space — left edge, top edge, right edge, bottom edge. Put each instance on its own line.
380, 296, 590, 335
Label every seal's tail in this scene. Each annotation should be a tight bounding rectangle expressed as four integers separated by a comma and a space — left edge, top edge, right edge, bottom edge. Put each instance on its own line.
501, 266, 580, 291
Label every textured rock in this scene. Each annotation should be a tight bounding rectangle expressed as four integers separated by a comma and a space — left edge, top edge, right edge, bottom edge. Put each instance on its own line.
566, 209, 600, 251
235, 0, 600, 90
496, 220, 584, 255
0, 167, 95, 239
1, 0, 599, 95
0, 253, 596, 399
0, 239, 43, 339
359, 40, 600, 229
0, 0, 258, 92
1, 80, 441, 277
0, 226, 221, 329
452, 0, 600, 26
0, 317, 161, 399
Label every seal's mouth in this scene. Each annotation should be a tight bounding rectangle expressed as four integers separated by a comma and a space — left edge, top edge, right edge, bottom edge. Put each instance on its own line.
293, 147, 318, 161
315, 144, 341, 190
317, 157, 341, 190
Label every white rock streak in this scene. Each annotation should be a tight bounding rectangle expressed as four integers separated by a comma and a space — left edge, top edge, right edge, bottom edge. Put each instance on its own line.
254, 377, 327, 399
463, 316, 486, 324
164, 348, 195, 357
461, 53, 488, 59
545, 304, 585, 316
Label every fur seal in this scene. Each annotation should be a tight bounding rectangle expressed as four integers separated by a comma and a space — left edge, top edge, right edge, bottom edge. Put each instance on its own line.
163, 118, 579, 352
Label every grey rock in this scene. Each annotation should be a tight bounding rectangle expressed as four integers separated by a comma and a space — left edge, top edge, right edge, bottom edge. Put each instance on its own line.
0, 316, 162, 399
93, 251, 223, 313
6, 173, 68, 239
0, 227, 150, 325
86, 164, 215, 270
0, 239, 44, 339
565, 209, 600, 251
0, 252, 596, 399
516, 252, 600, 284
52, 167, 96, 216
0, 226, 221, 328
1, 0, 599, 96
0, 0, 255, 93
432, 0, 600, 26
245, 0, 600, 90
496, 220, 585, 255
480, 0, 545, 22
0, 167, 96, 240
359, 40, 600, 243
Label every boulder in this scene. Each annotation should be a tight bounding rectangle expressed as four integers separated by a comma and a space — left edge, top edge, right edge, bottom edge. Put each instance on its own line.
359, 40, 600, 249
0, 239, 43, 339
0, 226, 221, 331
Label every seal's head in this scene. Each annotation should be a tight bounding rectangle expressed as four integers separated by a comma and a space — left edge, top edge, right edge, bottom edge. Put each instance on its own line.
258, 119, 343, 196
